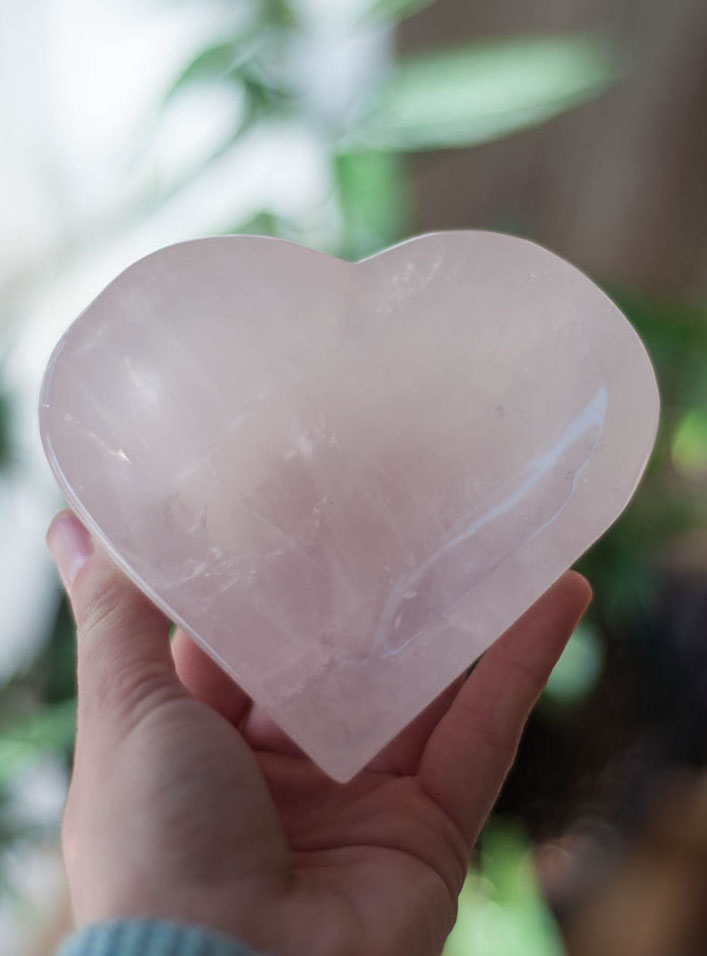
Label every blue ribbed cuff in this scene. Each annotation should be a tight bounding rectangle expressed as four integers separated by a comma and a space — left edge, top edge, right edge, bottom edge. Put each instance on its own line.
55, 920, 260, 956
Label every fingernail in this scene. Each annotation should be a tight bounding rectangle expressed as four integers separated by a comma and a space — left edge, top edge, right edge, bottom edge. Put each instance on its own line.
47, 512, 93, 587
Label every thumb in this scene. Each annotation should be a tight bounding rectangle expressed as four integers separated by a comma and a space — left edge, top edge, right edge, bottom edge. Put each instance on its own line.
47, 510, 182, 730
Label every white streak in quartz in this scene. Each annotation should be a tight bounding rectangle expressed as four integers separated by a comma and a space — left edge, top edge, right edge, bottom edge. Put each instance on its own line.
118, 294, 225, 403
241, 499, 323, 569
140, 545, 242, 592
374, 251, 446, 315
376, 387, 608, 657
62, 413, 133, 465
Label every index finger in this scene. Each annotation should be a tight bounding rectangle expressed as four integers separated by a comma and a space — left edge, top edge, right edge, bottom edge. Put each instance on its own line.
417, 571, 592, 845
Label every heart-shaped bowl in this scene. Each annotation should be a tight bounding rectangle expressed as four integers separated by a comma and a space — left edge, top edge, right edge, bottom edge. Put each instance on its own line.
39, 231, 659, 781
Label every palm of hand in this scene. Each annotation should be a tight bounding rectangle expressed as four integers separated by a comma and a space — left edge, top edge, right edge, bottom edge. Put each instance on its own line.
254, 733, 470, 956
149, 572, 584, 956
254, 759, 465, 956
60, 528, 588, 956
123, 642, 470, 956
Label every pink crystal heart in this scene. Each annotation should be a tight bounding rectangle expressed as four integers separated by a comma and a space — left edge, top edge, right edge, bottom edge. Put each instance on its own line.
39, 232, 659, 781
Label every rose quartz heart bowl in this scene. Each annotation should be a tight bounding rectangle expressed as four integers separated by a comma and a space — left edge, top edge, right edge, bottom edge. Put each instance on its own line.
39, 231, 659, 780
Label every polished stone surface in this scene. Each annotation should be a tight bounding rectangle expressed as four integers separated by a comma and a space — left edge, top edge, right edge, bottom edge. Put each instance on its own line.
39, 232, 659, 781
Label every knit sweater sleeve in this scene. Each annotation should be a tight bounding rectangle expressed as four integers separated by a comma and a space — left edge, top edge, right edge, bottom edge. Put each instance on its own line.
55, 920, 264, 956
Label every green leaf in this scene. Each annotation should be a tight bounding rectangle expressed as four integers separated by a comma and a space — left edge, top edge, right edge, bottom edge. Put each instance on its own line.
0, 389, 10, 467
671, 408, 707, 478
165, 41, 242, 102
544, 621, 603, 705
444, 822, 565, 956
0, 701, 75, 787
334, 149, 408, 260
164, 34, 293, 120
225, 210, 286, 238
260, 0, 298, 28
611, 293, 707, 409
353, 35, 620, 151
363, 0, 438, 24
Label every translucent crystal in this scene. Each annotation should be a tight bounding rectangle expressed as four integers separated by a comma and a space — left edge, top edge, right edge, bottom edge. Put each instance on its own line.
39, 232, 659, 781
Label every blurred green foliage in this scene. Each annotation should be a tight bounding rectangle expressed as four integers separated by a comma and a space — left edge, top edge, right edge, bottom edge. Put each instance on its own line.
352, 37, 619, 152
334, 149, 408, 260
543, 621, 603, 707
152, 1, 618, 259
0, 701, 76, 791
0, 598, 75, 876
672, 408, 707, 478
444, 823, 565, 956
0, 390, 10, 467
0, 595, 76, 751
577, 295, 707, 620
364, 0, 439, 24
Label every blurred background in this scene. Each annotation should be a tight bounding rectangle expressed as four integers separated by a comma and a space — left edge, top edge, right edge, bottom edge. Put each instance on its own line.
0, 0, 705, 953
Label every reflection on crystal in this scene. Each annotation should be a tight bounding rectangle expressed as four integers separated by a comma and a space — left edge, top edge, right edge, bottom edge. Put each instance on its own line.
377, 386, 608, 657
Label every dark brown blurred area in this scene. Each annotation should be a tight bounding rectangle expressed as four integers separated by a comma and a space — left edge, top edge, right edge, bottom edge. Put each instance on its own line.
402, 3, 707, 953
402, 0, 707, 299
529, 771, 707, 956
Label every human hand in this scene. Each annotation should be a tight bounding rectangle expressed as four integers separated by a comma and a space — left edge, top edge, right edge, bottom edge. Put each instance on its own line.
48, 509, 591, 956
